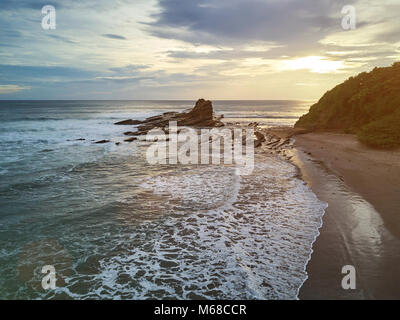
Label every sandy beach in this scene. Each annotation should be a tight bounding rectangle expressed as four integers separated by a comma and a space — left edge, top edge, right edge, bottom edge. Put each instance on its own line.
292, 133, 400, 299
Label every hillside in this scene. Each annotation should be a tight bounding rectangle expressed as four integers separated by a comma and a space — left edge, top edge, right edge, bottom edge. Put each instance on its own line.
295, 62, 400, 148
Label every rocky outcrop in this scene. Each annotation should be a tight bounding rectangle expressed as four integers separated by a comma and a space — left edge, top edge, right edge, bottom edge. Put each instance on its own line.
114, 99, 225, 138
178, 99, 216, 126
251, 127, 299, 157
124, 137, 138, 142
95, 140, 110, 144
112, 99, 285, 149
255, 131, 266, 143
114, 119, 143, 125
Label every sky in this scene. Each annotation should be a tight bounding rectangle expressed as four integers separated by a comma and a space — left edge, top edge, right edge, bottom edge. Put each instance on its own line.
0, 0, 399, 100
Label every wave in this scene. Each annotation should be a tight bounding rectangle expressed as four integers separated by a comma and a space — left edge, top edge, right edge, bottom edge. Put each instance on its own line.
0, 101, 323, 299
3, 117, 64, 122
79, 156, 328, 300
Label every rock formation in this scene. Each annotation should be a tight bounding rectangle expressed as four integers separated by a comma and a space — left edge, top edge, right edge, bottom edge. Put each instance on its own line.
113, 99, 280, 148
114, 119, 143, 125
114, 99, 225, 136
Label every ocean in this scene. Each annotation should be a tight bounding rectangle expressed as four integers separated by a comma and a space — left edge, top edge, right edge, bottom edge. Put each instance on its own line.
0, 100, 327, 299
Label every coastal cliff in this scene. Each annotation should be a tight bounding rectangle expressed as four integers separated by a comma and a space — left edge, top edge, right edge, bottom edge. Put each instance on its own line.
295, 62, 400, 148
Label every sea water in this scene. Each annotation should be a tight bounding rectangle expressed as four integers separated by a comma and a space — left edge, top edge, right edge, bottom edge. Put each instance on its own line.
0, 100, 326, 299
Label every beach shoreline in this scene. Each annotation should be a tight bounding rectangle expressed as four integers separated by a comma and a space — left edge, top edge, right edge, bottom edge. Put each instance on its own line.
289, 132, 400, 299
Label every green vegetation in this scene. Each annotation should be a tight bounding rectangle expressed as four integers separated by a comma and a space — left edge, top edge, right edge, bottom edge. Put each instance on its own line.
295, 62, 400, 148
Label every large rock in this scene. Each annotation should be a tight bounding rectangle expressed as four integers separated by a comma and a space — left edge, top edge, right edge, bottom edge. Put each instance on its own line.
180, 99, 213, 125
114, 119, 142, 125
114, 99, 224, 136
124, 137, 138, 142
255, 131, 266, 142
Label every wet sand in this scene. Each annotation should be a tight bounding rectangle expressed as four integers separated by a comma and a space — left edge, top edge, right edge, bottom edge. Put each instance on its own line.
292, 133, 400, 299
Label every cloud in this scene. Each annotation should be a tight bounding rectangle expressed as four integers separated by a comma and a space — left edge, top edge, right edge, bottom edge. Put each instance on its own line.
94, 76, 151, 83
0, 0, 399, 100
102, 34, 127, 40
146, 0, 357, 47
0, 85, 30, 94
0, 43, 21, 48
108, 64, 150, 74
0, 29, 23, 39
0, 0, 108, 11
0, 65, 95, 81
47, 34, 77, 44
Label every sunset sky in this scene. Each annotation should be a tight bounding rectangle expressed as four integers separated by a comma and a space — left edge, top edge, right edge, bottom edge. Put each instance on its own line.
0, 0, 399, 100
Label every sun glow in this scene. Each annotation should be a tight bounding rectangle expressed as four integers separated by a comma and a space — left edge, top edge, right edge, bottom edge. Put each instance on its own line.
283, 56, 345, 73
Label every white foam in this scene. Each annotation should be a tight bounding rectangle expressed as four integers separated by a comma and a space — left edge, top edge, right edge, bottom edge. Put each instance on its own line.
90, 155, 326, 300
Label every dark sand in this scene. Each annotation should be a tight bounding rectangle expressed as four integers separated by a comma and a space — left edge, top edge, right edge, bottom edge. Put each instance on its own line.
292, 133, 400, 299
